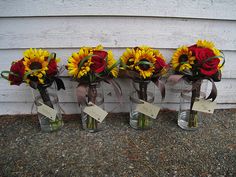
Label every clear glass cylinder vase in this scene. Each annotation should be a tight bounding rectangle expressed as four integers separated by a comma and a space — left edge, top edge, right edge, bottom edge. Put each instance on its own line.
80, 82, 104, 133
178, 80, 208, 131
34, 85, 64, 132
129, 80, 155, 130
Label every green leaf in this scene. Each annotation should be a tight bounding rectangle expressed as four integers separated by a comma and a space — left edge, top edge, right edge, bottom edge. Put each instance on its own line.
219, 51, 225, 68
78, 54, 93, 70
107, 60, 120, 73
0, 71, 19, 80
119, 60, 128, 69
48, 52, 56, 62
202, 55, 224, 64
23, 69, 41, 80
136, 60, 154, 67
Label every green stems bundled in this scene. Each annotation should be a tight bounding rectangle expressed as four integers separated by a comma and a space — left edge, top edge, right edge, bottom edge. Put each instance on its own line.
86, 83, 98, 132
188, 80, 202, 128
137, 81, 152, 129
38, 87, 63, 132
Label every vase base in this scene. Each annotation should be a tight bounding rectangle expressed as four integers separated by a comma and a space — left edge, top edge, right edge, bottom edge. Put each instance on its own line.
129, 112, 153, 130
39, 116, 64, 133
178, 111, 200, 131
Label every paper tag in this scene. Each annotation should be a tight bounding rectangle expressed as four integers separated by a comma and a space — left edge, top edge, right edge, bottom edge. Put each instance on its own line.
37, 102, 57, 121
135, 100, 160, 119
83, 102, 108, 123
192, 98, 216, 114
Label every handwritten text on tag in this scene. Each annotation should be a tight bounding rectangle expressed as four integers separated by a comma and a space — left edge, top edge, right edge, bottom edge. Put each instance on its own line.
192, 99, 216, 114
83, 102, 108, 123
37, 102, 57, 121
135, 100, 160, 119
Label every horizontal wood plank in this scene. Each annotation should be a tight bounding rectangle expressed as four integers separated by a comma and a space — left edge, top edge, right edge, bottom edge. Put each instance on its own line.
0, 102, 235, 115
0, 0, 236, 20
0, 17, 235, 50
0, 78, 235, 104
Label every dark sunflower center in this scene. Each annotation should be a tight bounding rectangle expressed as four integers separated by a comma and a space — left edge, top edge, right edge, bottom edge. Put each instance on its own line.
179, 54, 188, 63
29, 62, 42, 70
127, 58, 134, 65
139, 59, 150, 71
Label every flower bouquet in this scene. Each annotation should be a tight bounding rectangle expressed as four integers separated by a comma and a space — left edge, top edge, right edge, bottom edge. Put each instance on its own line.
67, 45, 120, 132
120, 46, 168, 129
1, 48, 65, 132
170, 40, 225, 130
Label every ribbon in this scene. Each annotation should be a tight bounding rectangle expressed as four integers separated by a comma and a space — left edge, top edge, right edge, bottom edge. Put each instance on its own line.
167, 72, 217, 102
167, 74, 184, 85
129, 91, 155, 104
153, 79, 165, 100
121, 70, 166, 100
202, 77, 217, 101
76, 83, 88, 106
76, 78, 122, 107
54, 77, 65, 90
107, 79, 123, 104
1, 71, 13, 80
177, 78, 217, 102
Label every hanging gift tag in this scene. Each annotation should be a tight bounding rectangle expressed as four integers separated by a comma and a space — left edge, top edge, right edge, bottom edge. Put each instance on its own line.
192, 98, 216, 114
83, 102, 108, 123
37, 102, 57, 121
135, 100, 160, 119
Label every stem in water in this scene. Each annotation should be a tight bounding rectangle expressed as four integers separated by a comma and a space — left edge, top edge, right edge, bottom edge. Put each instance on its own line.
189, 80, 202, 127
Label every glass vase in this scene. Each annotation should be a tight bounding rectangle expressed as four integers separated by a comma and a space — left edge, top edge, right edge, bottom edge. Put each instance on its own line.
81, 82, 104, 133
129, 80, 155, 130
34, 85, 64, 132
178, 80, 208, 131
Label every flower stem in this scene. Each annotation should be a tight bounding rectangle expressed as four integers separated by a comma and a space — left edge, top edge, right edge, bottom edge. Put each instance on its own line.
138, 81, 149, 129
38, 87, 53, 108
38, 87, 62, 131
87, 83, 98, 131
189, 80, 202, 128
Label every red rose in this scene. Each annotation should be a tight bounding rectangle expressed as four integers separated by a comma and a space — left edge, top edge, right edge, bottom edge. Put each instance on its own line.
9, 59, 25, 85
189, 47, 220, 76
188, 44, 197, 55
47, 59, 58, 76
91, 51, 107, 73
154, 57, 167, 73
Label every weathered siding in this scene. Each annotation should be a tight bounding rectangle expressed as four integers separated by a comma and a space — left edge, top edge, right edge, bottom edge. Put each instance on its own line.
0, 0, 235, 114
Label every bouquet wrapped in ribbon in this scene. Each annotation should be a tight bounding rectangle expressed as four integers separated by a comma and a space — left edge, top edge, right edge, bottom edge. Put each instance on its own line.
67, 45, 121, 132
120, 46, 168, 129
1, 48, 65, 132
169, 40, 225, 130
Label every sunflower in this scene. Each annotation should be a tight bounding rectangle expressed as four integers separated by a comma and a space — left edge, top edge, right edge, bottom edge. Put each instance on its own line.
171, 46, 195, 72
138, 45, 152, 52
134, 48, 156, 79
120, 48, 136, 69
196, 40, 221, 56
23, 48, 49, 84
107, 50, 118, 77
67, 47, 93, 78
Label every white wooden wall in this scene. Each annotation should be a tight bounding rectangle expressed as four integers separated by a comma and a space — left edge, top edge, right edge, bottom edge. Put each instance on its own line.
0, 0, 236, 114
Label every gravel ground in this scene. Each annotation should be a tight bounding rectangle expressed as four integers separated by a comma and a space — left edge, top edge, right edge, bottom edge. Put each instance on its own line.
0, 110, 236, 177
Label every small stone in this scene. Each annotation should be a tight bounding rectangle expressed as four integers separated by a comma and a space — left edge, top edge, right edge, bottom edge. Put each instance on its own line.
129, 165, 134, 169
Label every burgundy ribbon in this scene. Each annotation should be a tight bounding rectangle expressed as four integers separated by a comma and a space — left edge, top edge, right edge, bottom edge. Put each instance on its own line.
122, 70, 166, 100
76, 79, 122, 106
107, 79, 123, 104
153, 79, 165, 100
76, 83, 88, 106
167, 74, 217, 101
